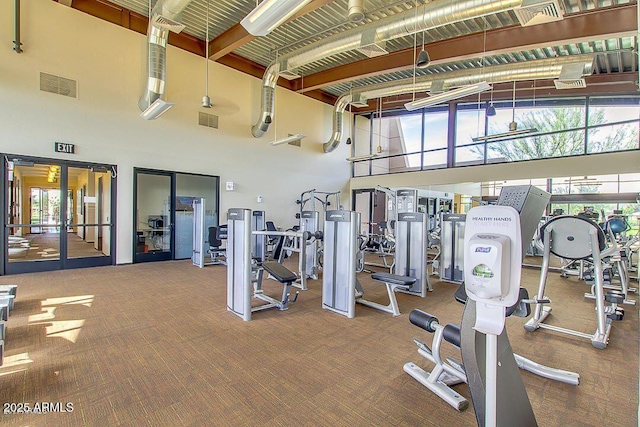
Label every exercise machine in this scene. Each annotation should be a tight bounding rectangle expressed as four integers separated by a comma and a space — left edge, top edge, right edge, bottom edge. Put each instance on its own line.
322, 210, 416, 318
407, 205, 540, 426
524, 215, 626, 348
252, 228, 312, 290
226, 208, 299, 321
251, 210, 266, 261
322, 210, 359, 318
0, 285, 17, 366
192, 198, 226, 267
300, 210, 321, 280
438, 213, 466, 284
296, 189, 341, 221
394, 211, 430, 295
583, 218, 635, 305
404, 288, 579, 412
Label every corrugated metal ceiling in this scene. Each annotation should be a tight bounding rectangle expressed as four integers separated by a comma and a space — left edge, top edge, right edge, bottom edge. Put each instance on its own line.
107, 0, 636, 99
322, 37, 637, 96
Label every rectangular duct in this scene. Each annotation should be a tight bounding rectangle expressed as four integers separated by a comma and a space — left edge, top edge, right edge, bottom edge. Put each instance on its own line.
40, 72, 77, 98
198, 112, 219, 129
559, 62, 586, 80
356, 29, 388, 58
350, 94, 369, 108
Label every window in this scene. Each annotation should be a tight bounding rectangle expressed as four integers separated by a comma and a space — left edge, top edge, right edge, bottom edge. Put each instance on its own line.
355, 96, 639, 178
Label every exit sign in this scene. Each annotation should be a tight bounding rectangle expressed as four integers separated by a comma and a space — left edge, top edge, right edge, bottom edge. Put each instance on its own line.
54, 142, 75, 154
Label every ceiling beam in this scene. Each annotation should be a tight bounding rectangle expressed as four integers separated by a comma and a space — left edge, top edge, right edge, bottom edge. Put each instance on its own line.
293, 4, 638, 93
66, 0, 206, 56
57, 0, 337, 105
353, 73, 639, 113
208, 0, 335, 61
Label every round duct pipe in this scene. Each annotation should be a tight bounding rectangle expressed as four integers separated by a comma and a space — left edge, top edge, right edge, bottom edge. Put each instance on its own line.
348, 0, 365, 22
322, 55, 596, 153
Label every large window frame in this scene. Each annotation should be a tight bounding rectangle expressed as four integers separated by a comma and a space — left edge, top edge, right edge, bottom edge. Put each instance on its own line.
352, 95, 640, 177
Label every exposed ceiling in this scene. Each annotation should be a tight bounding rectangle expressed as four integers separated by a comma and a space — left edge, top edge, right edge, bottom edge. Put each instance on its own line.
60, 0, 639, 111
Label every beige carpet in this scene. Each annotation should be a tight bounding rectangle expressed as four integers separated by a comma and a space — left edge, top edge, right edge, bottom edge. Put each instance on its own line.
0, 259, 637, 426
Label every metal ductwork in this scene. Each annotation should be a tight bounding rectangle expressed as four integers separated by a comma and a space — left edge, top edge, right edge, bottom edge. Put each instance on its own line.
138, 0, 193, 112
348, 0, 365, 22
322, 55, 595, 153
251, 62, 280, 137
252, 0, 525, 137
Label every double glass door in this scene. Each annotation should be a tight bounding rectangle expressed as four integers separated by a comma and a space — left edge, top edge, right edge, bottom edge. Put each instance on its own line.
3, 156, 115, 274
134, 168, 219, 263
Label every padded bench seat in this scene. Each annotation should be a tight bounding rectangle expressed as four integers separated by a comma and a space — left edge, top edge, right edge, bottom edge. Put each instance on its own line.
371, 273, 416, 287
262, 261, 298, 284
357, 273, 418, 317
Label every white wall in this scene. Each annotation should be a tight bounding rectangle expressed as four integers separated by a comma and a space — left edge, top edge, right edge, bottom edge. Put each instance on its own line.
0, 0, 352, 264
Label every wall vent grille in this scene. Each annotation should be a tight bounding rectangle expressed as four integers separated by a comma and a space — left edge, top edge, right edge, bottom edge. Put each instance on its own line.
554, 79, 586, 90
514, 0, 563, 27
199, 112, 219, 129
40, 72, 77, 98
151, 14, 186, 33
280, 69, 302, 80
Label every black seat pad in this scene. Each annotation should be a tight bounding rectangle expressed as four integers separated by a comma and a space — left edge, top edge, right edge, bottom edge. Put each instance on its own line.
443, 324, 461, 348
371, 273, 416, 287
262, 261, 297, 283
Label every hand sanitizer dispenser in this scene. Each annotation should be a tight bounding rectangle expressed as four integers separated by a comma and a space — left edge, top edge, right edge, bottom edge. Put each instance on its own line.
463, 206, 522, 336
466, 234, 510, 300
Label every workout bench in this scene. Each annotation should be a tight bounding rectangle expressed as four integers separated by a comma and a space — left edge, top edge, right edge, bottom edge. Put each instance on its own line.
356, 272, 416, 316
254, 261, 299, 313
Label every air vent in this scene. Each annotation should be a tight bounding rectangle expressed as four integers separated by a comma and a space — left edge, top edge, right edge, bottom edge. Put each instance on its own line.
559, 62, 586, 80
198, 112, 219, 129
280, 69, 301, 80
151, 14, 186, 33
356, 29, 388, 58
429, 80, 445, 95
40, 72, 77, 98
356, 43, 388, 58
514, 0, 563, 27
350, 94, 369, 108
554, 79, 586, 90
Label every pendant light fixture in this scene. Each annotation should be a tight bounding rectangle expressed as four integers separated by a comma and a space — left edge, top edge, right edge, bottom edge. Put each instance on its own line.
486, 88, 496, 117
376, 98, 382, 154
346, 84, 353, 145
472, 80, 538, 143
202, 0, 212, 108
416, 31, 430, 69
481, 17, 495, 117
509, 80, 518, 131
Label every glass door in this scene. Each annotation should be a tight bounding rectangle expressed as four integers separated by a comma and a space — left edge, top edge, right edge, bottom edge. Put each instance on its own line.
134, 169, 173, 263
65, 166, 114, 269
3, 156, 116, 275
5, 160, 62, 273
174, 173, 219, 260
